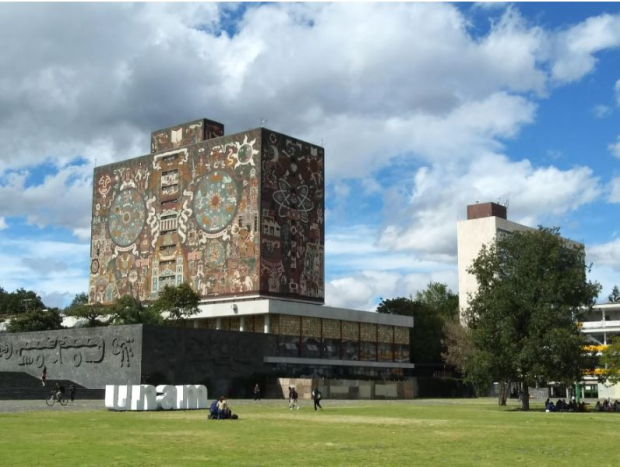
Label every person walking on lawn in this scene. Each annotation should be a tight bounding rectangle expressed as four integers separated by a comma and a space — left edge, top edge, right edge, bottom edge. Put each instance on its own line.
311, 387, 323, 411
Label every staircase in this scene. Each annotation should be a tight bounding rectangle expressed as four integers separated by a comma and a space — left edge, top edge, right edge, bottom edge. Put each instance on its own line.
0, 372, 105, 400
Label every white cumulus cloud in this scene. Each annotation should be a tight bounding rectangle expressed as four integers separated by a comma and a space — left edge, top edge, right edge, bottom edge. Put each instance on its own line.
551, 14, 620, 83
609, 136, 620, 159
378, 153, 601, 260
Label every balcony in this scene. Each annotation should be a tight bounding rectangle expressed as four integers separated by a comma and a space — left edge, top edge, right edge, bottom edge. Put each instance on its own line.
580, 320, 620, 332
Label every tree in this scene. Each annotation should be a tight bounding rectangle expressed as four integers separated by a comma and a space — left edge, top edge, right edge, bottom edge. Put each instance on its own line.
377, 297, 444, 365
65, 302, 111, 327
464, 227, 601, 410
415, 282, 459, 321
6, 308, 64, 333
608, 286, 620, 304
150, 283, 200, 322
0, 287, 46, 316
599, 336, 620, 385
441, 321, 474, 376
63, 293, 111, 328
110, 295, 163, 325
67, 292, 89, 310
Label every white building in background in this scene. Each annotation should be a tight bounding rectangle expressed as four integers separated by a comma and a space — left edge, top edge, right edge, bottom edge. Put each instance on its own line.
581, 303, 620, 346
581, 303, 620, 399
456, 202, 532, 324
456, 202, 620, 398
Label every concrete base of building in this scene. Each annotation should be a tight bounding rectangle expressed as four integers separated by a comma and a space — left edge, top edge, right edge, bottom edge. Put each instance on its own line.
273, 377, 415, 400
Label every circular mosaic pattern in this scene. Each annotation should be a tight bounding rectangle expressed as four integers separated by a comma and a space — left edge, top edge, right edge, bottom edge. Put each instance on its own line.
108, 189, 146, 247
194, 170, 239, 233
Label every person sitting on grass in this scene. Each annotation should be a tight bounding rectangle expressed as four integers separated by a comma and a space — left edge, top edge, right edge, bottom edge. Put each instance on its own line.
217, 396, 231, 420
209, 399, 219, 419
545, 399, 555, 412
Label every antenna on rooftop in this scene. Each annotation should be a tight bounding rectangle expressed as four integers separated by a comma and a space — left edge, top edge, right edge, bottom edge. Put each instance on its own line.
260, 118, 268, 128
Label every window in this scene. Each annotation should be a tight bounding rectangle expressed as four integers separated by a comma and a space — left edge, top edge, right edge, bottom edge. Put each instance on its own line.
162, 154, 179, 162
161, 169, 179, 186
360, 341, 377, 361
278, 335, 300, 358
322, 339, 340, 359
342, 340, 359, 361
301, 337, 321, 358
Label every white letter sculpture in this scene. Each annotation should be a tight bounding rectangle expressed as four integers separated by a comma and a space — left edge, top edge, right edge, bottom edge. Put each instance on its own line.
131, 385, 157, 411
105, 384, 207, 411
156, 385, 177, 410
105, 384, 132, 411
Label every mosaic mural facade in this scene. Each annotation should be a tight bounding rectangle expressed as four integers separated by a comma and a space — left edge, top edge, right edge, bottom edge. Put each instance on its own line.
89, 120, 324, 304
259, 129, 325, 301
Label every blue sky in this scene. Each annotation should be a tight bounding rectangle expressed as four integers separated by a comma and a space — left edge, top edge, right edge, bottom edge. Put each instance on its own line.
0, 2, 619, 309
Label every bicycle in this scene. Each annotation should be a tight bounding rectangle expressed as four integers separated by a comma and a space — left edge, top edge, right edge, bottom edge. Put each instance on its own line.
45, 390, 68, 406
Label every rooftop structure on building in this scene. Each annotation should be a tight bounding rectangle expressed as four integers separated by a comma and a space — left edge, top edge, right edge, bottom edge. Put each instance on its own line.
457, 202, 533, 323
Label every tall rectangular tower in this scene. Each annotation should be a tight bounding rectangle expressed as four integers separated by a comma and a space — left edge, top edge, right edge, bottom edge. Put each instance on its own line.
457, 202, 531, 323
89, 119, 324, 305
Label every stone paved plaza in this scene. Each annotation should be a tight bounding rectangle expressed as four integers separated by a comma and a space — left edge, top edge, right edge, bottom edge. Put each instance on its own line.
0, 399, 104, 413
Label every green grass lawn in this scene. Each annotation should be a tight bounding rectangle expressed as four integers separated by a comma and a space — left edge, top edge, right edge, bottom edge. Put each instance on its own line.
2, 398, 620, 466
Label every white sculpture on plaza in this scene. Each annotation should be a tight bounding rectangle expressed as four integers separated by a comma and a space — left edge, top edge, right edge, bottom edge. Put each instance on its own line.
105, 384, 208, 411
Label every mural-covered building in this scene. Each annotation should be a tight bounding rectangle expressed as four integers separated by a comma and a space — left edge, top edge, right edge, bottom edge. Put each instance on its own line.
89, 118, 413, 379
90, 118, 324, 305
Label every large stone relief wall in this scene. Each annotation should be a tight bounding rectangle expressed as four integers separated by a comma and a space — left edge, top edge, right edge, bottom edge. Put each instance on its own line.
259, 129, 325, 302
0, 326, 142, 388
89, 125, 261, 303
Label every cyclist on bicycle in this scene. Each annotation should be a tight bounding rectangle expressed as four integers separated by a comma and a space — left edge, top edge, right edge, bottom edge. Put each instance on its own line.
54, 383, 66, 402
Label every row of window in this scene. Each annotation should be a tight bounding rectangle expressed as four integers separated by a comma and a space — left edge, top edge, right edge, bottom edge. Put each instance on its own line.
271, 363, 406, 379
276, 335, 410, 363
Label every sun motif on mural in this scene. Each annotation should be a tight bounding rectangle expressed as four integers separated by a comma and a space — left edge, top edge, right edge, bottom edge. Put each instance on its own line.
273, 177, 314, 218
98, 174, 112, 198
230, 135, 258, 169
193, 170, 239, 233
108, 189, 146, 247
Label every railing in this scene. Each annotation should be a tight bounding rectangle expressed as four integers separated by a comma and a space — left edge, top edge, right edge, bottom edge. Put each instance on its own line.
580, 320, 620, 330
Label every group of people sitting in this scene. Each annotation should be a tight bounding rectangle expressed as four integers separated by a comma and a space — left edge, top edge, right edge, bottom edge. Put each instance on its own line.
545, 398, 588, 412
208, 396, 238, 420
594, 399, 620, 412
